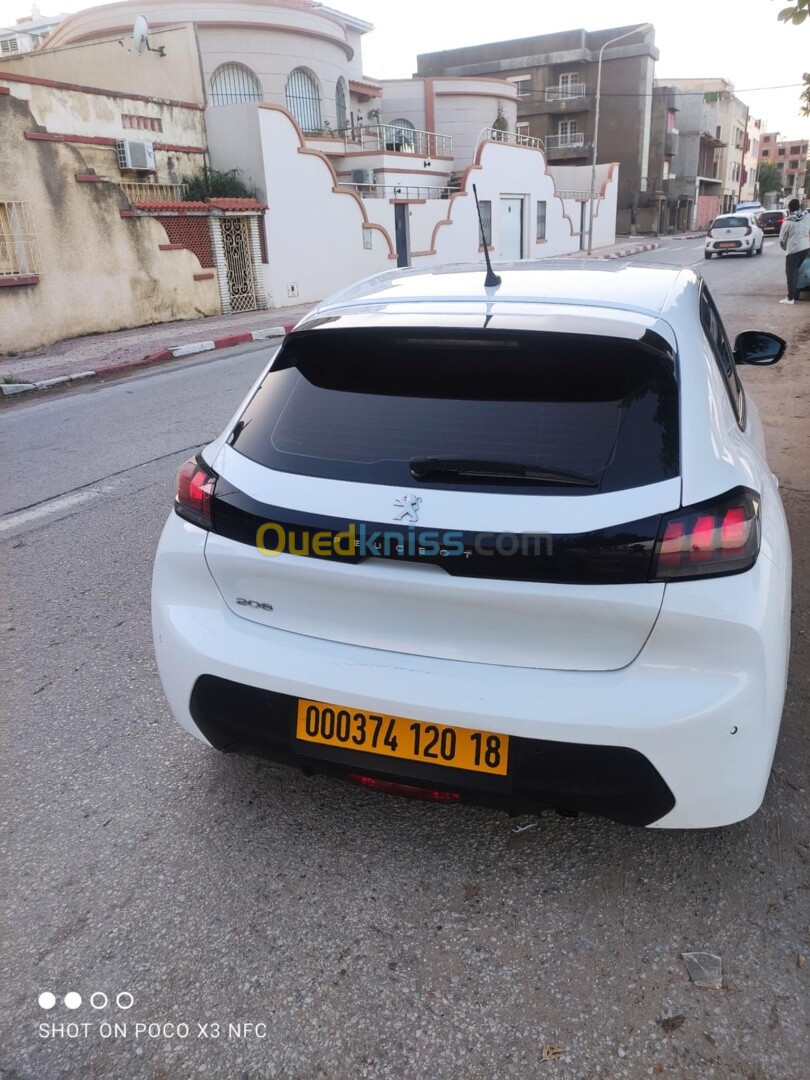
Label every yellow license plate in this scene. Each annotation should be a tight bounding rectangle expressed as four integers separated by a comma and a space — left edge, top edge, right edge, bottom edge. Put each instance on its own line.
296, 699, 509, 776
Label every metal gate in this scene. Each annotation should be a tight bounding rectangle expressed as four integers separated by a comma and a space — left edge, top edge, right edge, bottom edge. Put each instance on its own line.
219, 216, 257, 313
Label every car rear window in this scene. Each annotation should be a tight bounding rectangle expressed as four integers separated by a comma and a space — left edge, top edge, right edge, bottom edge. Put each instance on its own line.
759, 212, 783, 222
230, 327, 679, 495
713, 216, 749, 228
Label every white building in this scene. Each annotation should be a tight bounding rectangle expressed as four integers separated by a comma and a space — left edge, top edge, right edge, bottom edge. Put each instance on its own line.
0, 6, 66, 56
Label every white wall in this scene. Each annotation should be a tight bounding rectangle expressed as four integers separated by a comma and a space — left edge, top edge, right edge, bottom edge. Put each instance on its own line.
548, 163, 619, 250
206, 103, 267, 199
257, 105, 394, 306
377, 81, 427, 130
431, 78, 518, 171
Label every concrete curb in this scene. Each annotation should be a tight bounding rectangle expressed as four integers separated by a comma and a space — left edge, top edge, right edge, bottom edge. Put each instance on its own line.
1, 323, 294, 397
600, 242, 658, 259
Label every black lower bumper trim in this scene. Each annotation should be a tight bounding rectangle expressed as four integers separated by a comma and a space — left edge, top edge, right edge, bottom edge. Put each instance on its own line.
189, 675, 676, 827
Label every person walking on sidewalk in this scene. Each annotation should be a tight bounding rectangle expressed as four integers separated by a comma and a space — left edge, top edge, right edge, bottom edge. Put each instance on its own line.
778, 198, 810, 305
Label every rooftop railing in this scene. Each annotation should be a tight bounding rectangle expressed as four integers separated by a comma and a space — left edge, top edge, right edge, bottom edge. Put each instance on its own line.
475, 127, 546, 154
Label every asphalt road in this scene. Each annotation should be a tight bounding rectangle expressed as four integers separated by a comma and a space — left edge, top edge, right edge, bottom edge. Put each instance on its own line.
1, 238, 808, 1079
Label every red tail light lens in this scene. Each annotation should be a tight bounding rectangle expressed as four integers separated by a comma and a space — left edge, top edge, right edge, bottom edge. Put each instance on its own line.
175, 456, 217, 530
652, 488, 760, 580
346, 774, 461, 802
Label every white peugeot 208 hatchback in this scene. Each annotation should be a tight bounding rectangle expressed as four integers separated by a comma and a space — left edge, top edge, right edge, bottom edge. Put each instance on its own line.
152, 263, 791, 829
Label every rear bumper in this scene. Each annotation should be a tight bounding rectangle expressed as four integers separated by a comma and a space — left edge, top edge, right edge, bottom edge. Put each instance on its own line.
705, 237, 754, 253
152, 514, 791, 829
189, 674, 675, 826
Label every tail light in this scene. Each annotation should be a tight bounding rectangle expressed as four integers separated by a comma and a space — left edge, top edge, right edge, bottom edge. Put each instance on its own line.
707, 228, 714, 238
744, 225, 752, 235
175, 456, 217, 530
652, 487, 760, 580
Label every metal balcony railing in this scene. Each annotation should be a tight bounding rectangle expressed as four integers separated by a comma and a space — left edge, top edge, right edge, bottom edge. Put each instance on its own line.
0, 200, 40, 276
121, 182, 189, 202
476, 127, 545, 153
358, 125, 453, 157
340, 183, 456, 200
545, 132, 586, 150
545, 83, 589, 101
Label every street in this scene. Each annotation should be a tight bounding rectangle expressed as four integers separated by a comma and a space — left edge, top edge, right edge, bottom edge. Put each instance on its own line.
1, 236, 808, 1079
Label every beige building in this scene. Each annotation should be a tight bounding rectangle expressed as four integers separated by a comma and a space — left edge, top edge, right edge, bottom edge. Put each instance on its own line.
0, 73, 226, 352
661, 78, 756, 214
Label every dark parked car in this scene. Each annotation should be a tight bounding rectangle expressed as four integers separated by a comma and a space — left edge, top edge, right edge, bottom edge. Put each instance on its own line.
758, 210, 786, 236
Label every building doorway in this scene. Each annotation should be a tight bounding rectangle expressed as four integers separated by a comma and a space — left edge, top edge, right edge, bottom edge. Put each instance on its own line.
498, 196, 524, 260
394, 204, 410, 267
219, 216, 258, 312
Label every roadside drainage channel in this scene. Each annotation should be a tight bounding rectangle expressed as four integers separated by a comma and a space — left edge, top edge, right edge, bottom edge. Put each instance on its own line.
1, 324, 294, 397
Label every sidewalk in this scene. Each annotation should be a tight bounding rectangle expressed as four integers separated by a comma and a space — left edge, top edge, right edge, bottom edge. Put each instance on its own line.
1, 303, 316, 395
1, 239, 663, 396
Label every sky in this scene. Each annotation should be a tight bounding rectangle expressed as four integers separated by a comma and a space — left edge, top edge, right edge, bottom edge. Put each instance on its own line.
1, 0, 808, 137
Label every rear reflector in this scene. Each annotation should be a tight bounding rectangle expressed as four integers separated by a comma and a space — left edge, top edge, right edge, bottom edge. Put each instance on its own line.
652, 487, 760, 580
175, 456, 217, 530
346, 774, 461, 802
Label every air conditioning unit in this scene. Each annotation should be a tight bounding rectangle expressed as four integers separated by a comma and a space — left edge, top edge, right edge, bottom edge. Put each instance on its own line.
351, 168, 375, 185
116, 139, 156, 172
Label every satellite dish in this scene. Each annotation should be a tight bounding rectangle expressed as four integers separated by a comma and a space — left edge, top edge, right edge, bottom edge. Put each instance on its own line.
132, 15, 165, 57
133, 15, 149, 54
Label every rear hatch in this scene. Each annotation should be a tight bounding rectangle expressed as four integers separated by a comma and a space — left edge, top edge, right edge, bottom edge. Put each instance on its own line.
710, 216, 751, 245
205, 318, 681, 672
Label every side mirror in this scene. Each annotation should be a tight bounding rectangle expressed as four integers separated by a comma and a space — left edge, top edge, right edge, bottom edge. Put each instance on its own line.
733, 330, 786, 366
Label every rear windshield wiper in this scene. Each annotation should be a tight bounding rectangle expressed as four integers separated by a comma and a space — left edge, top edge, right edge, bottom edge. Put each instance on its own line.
409, 457, 598, 487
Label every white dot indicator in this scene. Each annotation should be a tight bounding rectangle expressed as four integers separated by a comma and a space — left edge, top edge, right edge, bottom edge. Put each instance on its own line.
64, 992, 82, 1010
38, 992, 56, 1010
116, 991, 134, 1010
90, 992, 109, 1009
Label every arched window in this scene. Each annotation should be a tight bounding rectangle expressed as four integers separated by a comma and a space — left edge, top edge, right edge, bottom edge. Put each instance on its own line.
210, 63, 262, 107
388, 118, 415, 152
285, 68, 322, 134
335, 78, 348, 131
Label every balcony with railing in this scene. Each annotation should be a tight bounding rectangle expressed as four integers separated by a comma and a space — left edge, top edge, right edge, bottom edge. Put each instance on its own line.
309, 124, 454, 163
527, 82, 592, 116
340, 183, 457, 201
545, 132, 586, 149
545, 82, 589, 102
352, 125, 453, 158
544, 131, 590, 161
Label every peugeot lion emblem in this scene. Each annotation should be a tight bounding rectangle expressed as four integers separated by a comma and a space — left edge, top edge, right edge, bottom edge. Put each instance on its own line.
393, 494, 421, 523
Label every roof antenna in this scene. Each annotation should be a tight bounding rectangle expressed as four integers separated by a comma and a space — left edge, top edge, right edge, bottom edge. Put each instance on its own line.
472, 183, 501, 289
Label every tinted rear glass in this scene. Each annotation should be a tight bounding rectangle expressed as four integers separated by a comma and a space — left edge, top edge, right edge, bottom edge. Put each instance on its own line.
759, 212, 783, 223
713, 216, 750, 228
230, 328, 679, 495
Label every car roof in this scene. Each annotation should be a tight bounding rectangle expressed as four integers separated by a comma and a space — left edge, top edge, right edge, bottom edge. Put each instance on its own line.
310, 262, 696, 323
